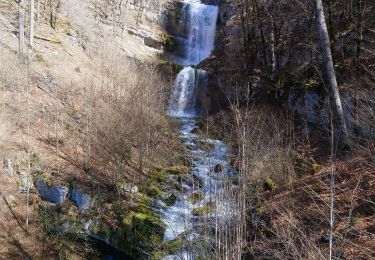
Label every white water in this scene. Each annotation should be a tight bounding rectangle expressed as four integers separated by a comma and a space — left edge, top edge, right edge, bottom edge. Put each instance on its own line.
163, 1, 233, 259
175, 1, 218, 66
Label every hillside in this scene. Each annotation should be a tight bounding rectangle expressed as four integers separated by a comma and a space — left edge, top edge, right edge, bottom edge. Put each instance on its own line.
1, 0, 375, 259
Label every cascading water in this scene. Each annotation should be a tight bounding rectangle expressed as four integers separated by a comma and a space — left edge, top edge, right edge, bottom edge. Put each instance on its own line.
162, 1, 234, 259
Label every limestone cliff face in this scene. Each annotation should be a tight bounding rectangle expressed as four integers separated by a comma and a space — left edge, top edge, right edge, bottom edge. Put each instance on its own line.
201, 0, 247, 101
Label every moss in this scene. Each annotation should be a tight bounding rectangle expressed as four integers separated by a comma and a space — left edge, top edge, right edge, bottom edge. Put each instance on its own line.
92, 225, 101, 234
156, 60, 183, 74
151, 251, 168, 260
164, 193, 177, 206
193, 140, 214, 151
193, 202, 216, 216
119, 201, 165, 258
312, 163, 323, 174
263, 178, 277, 191
350, 216, 359, 226
166, 165, 189, 175
35, 54, 46, 62
189, 191, 204, 205
143, 181, 163, 197
160, 33, 175, 52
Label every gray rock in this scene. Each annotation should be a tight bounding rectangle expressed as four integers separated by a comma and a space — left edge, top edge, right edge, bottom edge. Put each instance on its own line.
71, 188, 92, 212
19, 171, 33, 193
36, 178, 69, 204
3, 158, 14, 175
5, 195, 18, 207
67, 29, 77, 38
119, 183, 139, 194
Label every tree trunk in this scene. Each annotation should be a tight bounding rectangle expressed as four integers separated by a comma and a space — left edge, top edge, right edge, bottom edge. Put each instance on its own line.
316, 0, 349, 146
29, 0, 35, 47
354, 0, 363, 126
19, 0, 26, 56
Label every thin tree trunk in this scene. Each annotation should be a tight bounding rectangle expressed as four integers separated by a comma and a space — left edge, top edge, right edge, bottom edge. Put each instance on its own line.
270, 21, 277, 81
316, 0, 349, 146
19, 0, 26, 56
29, 0, 35, 47
354, 0, 363, 126
36, 0, 40, 22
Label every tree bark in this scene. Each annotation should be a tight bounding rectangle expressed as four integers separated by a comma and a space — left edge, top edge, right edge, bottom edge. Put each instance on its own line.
19, 0, 26, 56
29, 0, 35, 47
316, 0, 349, 146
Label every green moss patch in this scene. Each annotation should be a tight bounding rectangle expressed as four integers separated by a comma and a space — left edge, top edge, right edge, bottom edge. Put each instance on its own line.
166, 165, 189, 175
189, 191, 204, 205
193, 202, 216, 216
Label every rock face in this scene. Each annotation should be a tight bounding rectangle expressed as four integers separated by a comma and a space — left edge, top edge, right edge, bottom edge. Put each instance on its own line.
71, 187, 92, 212
36, 178, 69, 204
201, 0, 247, 100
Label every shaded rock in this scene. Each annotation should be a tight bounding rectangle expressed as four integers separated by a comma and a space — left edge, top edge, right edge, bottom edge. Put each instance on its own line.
320, 234, 336, 244
71, 187, 92, 212
18, 171, 33, 193
36, 178, 68, 204
213, 163, 224, 173
144, 36, 163, 50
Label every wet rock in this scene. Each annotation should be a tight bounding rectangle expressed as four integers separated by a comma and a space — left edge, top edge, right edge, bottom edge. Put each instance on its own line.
71, 188, 92, 212
164, 193, 177, 206
18, 171, 33, 193
36, 178, 69, 204
213, 163, 224, 173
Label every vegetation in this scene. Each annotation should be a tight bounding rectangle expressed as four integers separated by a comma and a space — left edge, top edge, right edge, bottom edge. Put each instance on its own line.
0, 0, 374, 259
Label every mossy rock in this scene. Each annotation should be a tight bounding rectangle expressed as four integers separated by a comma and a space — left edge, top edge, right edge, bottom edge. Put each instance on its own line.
119, 205, 165, 258
175, 155, 193, 168
160, 33, 175, 52
144, 182, 163, 197
156, 60, 183, 74
193, 202, 216, 216
166, 165, 189, 175
164, 193, 177, 206
193, 140, 214, 151
189, 191, 204, 205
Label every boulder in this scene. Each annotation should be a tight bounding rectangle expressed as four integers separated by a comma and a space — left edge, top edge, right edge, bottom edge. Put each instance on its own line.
71, 187, 92, 212
5, 195, 18, 207
119, 184, 139, 194
36, 178, 69, 204
18, 171, 33, 193
3, 158, 14, 175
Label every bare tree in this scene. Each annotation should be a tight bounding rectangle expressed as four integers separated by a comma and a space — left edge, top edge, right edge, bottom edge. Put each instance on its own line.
29, 0, 35, 47
19, 0, 26, 56
316, 0, 349, 147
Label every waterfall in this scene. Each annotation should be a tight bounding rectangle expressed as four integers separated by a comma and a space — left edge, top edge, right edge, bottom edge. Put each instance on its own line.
168, 0, 218, 117
168, 67, 208, 117
162, 1, 233, 259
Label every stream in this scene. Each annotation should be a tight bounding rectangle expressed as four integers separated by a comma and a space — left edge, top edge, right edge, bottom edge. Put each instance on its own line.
162, 1, 233, 259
